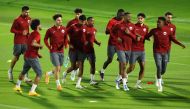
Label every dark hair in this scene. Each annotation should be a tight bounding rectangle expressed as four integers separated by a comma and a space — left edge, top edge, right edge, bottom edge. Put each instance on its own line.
79, 15, 86, 21
158, 16, 166, 22
74, 8, 83, 13
87, 17, 93, 21
117, 9, 125, 14
137, 13, 146, 18
53, 14, 62, 20
124, 12, 131, 16
31, 19, 40, 30
165, 12, 173, 16
22, 6, 29, 11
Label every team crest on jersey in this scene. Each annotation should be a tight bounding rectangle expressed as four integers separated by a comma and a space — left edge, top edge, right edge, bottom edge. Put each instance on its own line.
170, 28, 173, 31
143, 28, 146, 32
163, 32, 167, 35
129, 26, 133, 30
94, 31, 96, 34
83, 29, 86, 32
28, 20, 30, 24
61, 29, 65, 33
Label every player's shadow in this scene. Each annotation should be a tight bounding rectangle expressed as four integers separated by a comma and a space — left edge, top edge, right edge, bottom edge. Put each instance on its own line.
19, 93, 58, 109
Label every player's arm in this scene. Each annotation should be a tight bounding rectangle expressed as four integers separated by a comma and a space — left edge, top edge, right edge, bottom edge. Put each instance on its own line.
32, 37, 43, 49
145, 29, 154, 41
169, 34, 186, 49
44, 29, 51, 50
94, 38, 101, 46
105, 20, 113, 35
125, 27, 136, 41
10, 19, 26, 35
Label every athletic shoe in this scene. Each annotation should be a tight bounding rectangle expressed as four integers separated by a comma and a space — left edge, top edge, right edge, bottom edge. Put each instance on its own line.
24, 77, 32, 83
158, 85, 163, 92
28, 91, 40, 96
161, 79, 164, 85
14, 86, 22, 93
123, 85, 130, 91
45, 72, 50, 84
76, 84, 83, 89
134, 84, 142, 89
70, 71, 76, 81
115, 80, 120, 90
155, 76, 159, 87
99, 71, 104, 81
8, 69, 13, 82
90, 81, 98, 85
57, 85, 62, 91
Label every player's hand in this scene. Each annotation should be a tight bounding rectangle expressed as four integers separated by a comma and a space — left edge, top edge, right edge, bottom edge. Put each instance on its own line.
69, 45, 74, 49
23, 30, 28, 36
117, 37, 122, 43
125, 28, 130, 34
98, 42, 101, 46
136, 34, 141, 41
38, 54, 42, 58
181, 44, 186, 49
39, 45, 43, 49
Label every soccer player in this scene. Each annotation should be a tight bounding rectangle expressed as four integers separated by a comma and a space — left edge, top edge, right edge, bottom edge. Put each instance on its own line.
62, 15, 87, 89
86, 17, 101, 85
65, 8, 83, 81
126, 13, 149, 89
145, 17, 185, 92
113, 12, 137, 91
165, 12, 176, 62
44, 14, 68, 91
14, 19, 43, 96
99, 9, 125, 81
8, 6, 32, 82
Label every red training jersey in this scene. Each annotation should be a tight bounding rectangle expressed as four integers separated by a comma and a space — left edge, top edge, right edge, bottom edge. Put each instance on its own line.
106, 17, 123, 46
44, 25, 68, 53
24, 30, 41, 58
112, 21, 136, 51
145, 26, 181, 53
10, 15, 31, 44
131, 23, 149, 51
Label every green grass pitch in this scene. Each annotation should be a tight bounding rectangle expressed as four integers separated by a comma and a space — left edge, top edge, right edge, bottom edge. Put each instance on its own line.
0, 0, 190, 109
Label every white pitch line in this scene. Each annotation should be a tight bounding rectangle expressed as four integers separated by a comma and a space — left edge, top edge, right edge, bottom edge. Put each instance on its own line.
0, 104, 28, 109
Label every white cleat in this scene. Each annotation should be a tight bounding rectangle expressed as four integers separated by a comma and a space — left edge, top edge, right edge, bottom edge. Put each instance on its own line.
161, 79, 164, 85
123, 85, 130, 91
61, 78, 66, 84
115, 80, 120, 90
90, 81, 98, 85
76, 85, 84, 89
8, 69, 13, 82
158, 85, 163, 92
135, 84, 142, 89
24, 77, 32, 83
70, 71, 76, 81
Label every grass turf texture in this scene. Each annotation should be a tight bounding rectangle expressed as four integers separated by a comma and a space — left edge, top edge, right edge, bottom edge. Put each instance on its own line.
0, 0, 190, 109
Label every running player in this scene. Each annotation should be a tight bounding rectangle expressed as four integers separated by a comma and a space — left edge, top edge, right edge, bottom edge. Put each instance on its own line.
65, 8, 83, 81
44, 14, 68, 91
165, 12, 176, 62
14, 19, 43, 96
62, 15, 88, 89
126, 13, 149, 89
8, 6, 32, 82
113, 12, 138, 91
86, 17, 101, 85
145, 17, 185, 92
99, 9, 125, 81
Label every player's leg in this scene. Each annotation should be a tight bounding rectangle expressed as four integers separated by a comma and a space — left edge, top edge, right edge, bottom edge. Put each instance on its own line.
76, 51, 86, 89
8, 44, 21, 81
99, 45, 116, 81
154, 53, 163, 92
62, 50, 77, 82
28, 58, 43, 96
160, 53, 169, 84
88, 53, 98, 85
14, 58, 31, 93
135, 52, 145, 89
